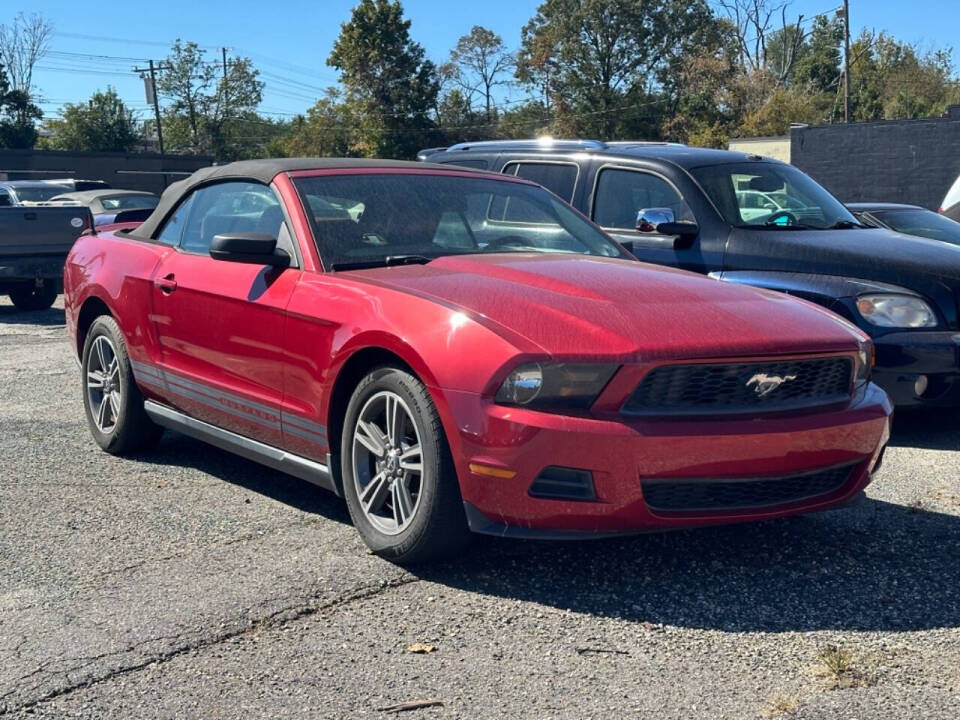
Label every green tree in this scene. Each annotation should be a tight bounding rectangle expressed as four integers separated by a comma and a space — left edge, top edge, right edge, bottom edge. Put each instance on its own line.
42, 88, 141, 152
0, 61, 41, 148
660, 25, 740, 146
495, 100, 551, 138
157, 40, 265, 159
737, 84, 827, 136
328, 0, 440, 158
849, 32, 960, 122
764, 22, 808, 87
792, 14, 843, 95
278, 89, 359, 158
516, 0, 718, 138
444, 26, 515, 121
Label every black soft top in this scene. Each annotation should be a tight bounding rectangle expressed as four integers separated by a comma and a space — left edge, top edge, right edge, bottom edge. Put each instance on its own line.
132, 157, 462, 239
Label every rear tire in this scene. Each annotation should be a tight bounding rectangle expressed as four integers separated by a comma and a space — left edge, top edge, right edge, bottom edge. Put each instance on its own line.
81, 315, 163, 455
9, 280, 57, 311
341, 366, 471, 564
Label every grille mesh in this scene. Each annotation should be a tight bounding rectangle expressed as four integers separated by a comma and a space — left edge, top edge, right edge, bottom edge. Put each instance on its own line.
623, 357, 853, 416
641, 463, 854, 513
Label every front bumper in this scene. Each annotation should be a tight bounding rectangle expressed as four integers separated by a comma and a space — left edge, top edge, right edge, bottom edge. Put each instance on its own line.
444, 383, 892, 537
872, 330, 960, 405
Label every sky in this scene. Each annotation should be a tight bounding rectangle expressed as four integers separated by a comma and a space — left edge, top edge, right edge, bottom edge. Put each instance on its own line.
0, 0, 955, 124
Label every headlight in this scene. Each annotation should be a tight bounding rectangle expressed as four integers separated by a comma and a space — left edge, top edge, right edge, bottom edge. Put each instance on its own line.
495, 362, 618, 411
856, 294, 936, 328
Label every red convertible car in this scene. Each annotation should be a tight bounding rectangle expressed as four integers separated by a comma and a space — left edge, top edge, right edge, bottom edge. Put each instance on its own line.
64, 159, 891, 562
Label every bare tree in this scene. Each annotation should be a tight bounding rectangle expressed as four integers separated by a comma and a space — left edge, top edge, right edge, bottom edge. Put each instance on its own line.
447, 26, 515, 121
714, 0, 789, 73
0, 12, 53, 94
767, 10, 807, 86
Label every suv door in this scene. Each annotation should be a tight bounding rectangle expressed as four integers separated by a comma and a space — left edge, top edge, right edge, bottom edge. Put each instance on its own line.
589, 165, 718, 273
149, 181, 300, 446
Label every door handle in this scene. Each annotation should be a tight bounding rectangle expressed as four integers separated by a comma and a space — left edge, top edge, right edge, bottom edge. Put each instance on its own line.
154, 273, 177, 294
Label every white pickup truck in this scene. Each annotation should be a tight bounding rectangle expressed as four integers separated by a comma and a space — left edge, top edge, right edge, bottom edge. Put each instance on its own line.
0, 206, 93, 310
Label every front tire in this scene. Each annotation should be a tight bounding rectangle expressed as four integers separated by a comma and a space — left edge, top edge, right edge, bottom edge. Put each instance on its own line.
9, 280, 57, 311
81, 315, 162, 455
341, 366, 470, 564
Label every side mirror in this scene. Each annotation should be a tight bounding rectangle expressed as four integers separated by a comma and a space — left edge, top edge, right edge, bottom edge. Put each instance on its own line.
636, 207, 675, 232
656, 221, 699, 237
209, 232, 290, 267
657, 221, 699, 249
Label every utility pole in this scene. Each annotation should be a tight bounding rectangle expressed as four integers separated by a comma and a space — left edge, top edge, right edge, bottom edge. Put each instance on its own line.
843, 0, 851, 123
135, 59, 171, 155
221, 47, 228, 79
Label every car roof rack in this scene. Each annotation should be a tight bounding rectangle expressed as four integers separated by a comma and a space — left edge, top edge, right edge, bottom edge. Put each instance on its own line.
605, 140, 686, 147
430, 138, 688, 155
442, 139, 609, 153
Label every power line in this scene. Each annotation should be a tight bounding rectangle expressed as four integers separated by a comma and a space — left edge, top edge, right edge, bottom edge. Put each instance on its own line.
52, 30, 221, 50
47, 49, 150, 63
36, 65, 135, 77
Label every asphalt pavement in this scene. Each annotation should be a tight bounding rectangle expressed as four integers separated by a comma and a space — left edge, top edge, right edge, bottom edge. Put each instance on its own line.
2, 297, 958, 719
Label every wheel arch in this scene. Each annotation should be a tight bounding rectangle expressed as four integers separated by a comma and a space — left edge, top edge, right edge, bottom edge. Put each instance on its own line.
76, 294, 114, 357
324, 341, 459, 493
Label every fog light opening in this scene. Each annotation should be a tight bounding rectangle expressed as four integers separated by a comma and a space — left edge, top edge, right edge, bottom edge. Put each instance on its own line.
914, 374, 929, 397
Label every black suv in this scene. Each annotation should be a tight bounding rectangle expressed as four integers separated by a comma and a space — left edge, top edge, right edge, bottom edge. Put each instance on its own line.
420, 139, 960, 407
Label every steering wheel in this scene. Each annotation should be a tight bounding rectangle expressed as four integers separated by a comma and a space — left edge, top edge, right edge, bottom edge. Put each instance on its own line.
765, 210, 798, 226
483, 235, 531, 252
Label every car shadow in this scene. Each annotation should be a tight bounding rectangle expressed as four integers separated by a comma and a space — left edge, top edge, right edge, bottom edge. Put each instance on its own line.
137, 432, 959, 634
0, 304, 66, 327
416, 497, 960, 634
134, 431, 351, 523
888, 407, 960, 450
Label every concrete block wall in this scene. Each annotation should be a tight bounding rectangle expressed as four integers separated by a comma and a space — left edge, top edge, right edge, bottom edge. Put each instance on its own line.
790, 107, 960, 210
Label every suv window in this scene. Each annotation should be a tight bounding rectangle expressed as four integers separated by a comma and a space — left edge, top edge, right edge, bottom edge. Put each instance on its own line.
180, 182, 283, 255
504, 162, 577, 201
156, 195, 194, 246
593, 168, 694, 229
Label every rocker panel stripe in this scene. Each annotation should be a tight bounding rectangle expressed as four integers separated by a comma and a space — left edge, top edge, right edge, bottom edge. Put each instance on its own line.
130, 358, 327, 442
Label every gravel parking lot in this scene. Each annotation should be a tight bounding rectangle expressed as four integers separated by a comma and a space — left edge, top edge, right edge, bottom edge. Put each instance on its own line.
2, 297, 959, 719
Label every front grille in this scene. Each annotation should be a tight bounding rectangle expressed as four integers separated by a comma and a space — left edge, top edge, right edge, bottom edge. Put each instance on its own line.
622, 357, 853, 416
641, 463, 855, 513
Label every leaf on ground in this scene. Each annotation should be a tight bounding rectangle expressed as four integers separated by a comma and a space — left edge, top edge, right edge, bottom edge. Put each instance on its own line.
406, 642, 437, 654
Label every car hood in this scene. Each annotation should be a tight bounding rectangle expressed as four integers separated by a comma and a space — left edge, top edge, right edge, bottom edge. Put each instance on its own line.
344, 254, 862, 359
728, 226, 960, 289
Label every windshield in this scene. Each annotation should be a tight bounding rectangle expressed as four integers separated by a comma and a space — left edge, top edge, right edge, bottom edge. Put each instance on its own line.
13, 186, 69, 203
293, 173, 630, 269
873, 208, 960, 244
692, 162, 858, 229
100, 195, 159, 210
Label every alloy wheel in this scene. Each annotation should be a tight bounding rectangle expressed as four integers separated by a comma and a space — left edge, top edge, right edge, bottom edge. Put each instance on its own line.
351, 390, 424, 535
86, 335, 121, 434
